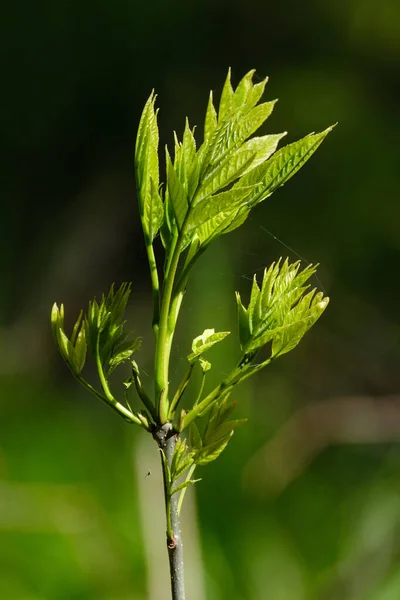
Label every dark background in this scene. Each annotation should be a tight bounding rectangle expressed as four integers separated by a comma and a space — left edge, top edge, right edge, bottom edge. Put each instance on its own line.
1, 1, 400, 598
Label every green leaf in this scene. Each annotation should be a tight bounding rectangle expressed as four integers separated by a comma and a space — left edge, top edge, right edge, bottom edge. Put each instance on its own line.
195, 435, 232, 466
205, 100, 276, 172
204, 419, 247, 446
234, 126, 335, 208
235, 292, 250, 349
56, 326, 73, 363
217, 207, 250, 236
271, 291, 329, 358
199, 357, 211, 372
135, 92, 162, 240
238, 133, 287, 175
188, 328, 230, 363
181, 119, 197, 186
51, 302, 64, 341
218, 68, 234, 122
233, 69, 256, 108
174, 453, 195, 481
171, 479, 201, 495
146, 178, 164, 242
166, 149, 188, 229
70, 310, 84, 346
247, 275, 261, 332
243, 76, 269, 112
239, 260, 329, 358
170, 438, 187, 479
204, 91, 218, 143
72, 325, 87, 374
189, 422, 203, 451
160, 186, 178, 251
193, 147, 257, 203
187, 186, 256, 233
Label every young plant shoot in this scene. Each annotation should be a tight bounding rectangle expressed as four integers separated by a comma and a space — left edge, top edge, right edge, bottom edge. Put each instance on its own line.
51, 69, 332, 600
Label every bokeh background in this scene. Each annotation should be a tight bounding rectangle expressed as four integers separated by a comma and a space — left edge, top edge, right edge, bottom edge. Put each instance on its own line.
1, 1, 400, 598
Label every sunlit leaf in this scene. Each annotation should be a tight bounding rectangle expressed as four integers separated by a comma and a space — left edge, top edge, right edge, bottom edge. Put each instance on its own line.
135, 92, 163, 240
189, 422, 203, 451
72, 325, 87, 374
187, 186, 255, 233
234, 127, 335, 208
188, 328, 230, 363
166, 149, 188, 229
204, 91, 218, 143
218, 68, 235, 122
195, 435, 232, 465
238, 260, 329, 359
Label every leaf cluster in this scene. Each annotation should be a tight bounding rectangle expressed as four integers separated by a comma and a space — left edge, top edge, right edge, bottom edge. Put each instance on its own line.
51, 284, 149, 427
135, 69, 333, 277
51, 69, 334, 508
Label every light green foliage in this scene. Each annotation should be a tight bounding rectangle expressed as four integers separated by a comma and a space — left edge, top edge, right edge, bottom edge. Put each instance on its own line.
51, 69, 333, 512
134, 92, 163, 242
187, 328, 230, 363
236, 259, 329, 361
190, 395, 247, 466
52, 284, 146, 427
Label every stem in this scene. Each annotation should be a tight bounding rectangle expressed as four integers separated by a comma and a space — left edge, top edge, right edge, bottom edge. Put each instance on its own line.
154, 226, 187, 422
131, 362, 158, 422
157, 426, 186, 600
181, 358, 272, 430
72, 372, 143, 425
145, 239, 161, 337
92, 334, 144, 425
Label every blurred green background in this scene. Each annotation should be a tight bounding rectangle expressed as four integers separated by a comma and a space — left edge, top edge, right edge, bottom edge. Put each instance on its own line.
1, 1, 400, 598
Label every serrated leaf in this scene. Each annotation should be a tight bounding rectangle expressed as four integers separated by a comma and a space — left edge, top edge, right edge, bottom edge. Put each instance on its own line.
160, 185, 178, 252
181, 119, 197, 181
204, 91, 218, 143
245, 77, 269, 111
233, 69, 256, 108
107, 348, 134, 374
240, 261, 329, 357
173, 453, 195, 481
206, 100, 276, 171
234, 127, 335, 208
204, 392, 238, 434
166, 149, 188, 229
218, 68, 234, 122
193, 147, 257, 203
170, 438, 187, 479
239, 133, 287, 175
188, 329, 230, 363
145, 178, 164, 241
135, 92, 161, 240
205, 419, 247, 446
236, 292, 250, 349
195, 434, 232, 466
247, 275, 261, 331
218, 206, 250, 236
187, 186, 256, 233
189, 422, 203, 452
271, 292, 329, 358
171, 479, 201, 495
